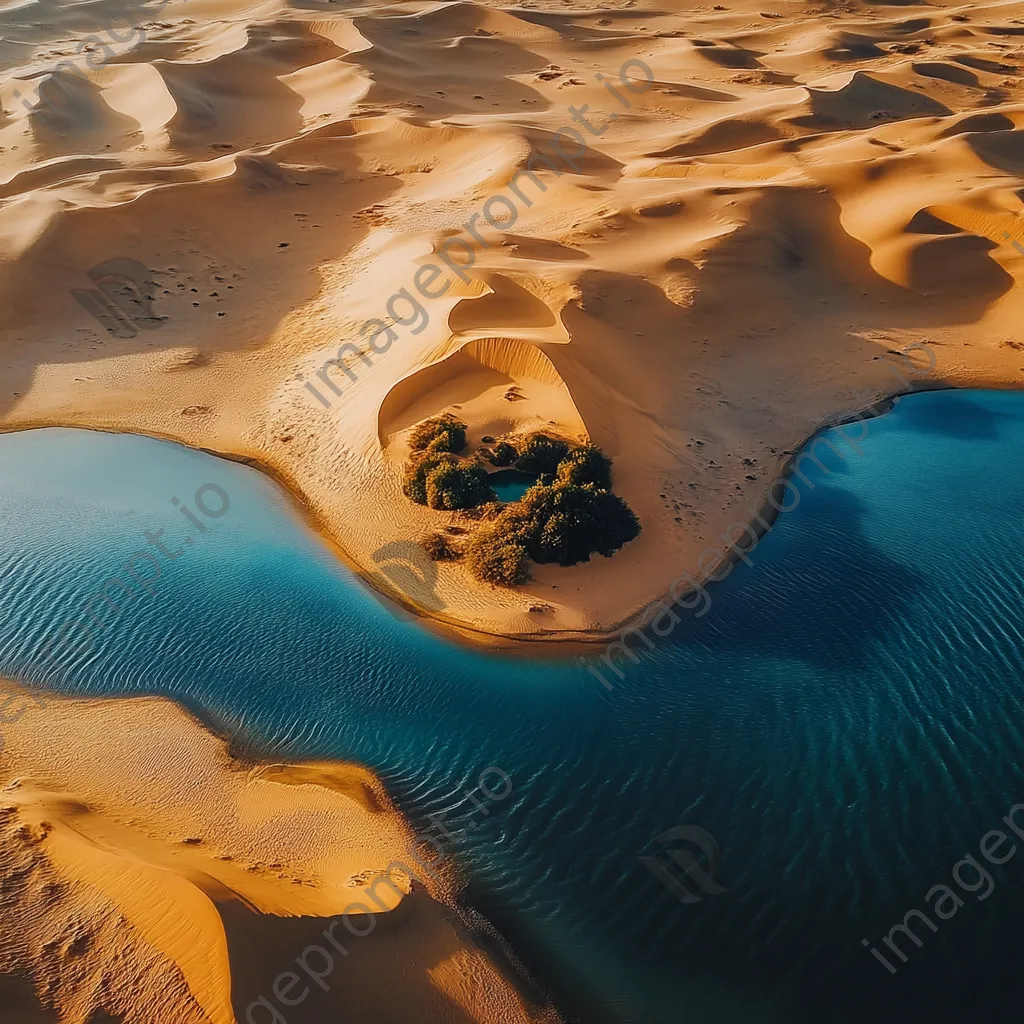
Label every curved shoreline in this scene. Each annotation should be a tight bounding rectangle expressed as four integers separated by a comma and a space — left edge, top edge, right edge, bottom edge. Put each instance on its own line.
0, 382, 1015, 1024
0, 377, 999, 651
645, 379, 957, 634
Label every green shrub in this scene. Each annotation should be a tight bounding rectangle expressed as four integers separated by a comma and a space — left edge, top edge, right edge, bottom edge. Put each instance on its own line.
514, 433, 571, 475
482, 481, 640, 566
556, 443, 612, 489
409, 413, 467, 453
462, 501, 505, 521
488, 441, 518, 467
402, 450, 459, 504
465, 534, 531, 587
424, 460, 496, 510
426, 431, 461, 454
405, 449, 497, 510
421, 531, 461, 561
404, 428, 637, 581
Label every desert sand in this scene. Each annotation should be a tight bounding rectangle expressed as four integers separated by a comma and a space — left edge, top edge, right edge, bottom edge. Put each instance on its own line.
0, 681, 559, 1024
3, 0, 1024, 639
4, 0, 1024, 1019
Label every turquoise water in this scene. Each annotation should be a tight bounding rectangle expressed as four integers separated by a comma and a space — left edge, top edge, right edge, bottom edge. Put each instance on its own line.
1, 392, 1024, 1023
489, 468, 539, 502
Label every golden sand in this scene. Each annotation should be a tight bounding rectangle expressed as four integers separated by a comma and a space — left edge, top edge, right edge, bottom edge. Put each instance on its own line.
0, 682, 558, 1024
3, 1, 1024, 1014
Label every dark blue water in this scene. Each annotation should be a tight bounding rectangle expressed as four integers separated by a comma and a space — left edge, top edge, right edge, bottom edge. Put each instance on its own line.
489, 468, 539, 502
1, 390, 1023, 1024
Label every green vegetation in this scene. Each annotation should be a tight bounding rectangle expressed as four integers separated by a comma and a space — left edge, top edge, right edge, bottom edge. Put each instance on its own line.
472, 481, 640, 569
489, 441, 518, 467
409, 413, 466, 454
421, 531, 462, 561
425, 459, 495, 510
402, 449, 456, 505
402, 418, 640, 587
555, 443, 612, 489
402, 449, 496, 510
464, 535, 531, 587
402, 414, 496, 511
512, 433, 570, 476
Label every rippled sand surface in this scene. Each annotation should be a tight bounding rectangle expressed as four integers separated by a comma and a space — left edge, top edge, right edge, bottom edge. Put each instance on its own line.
0, 681, 561, 1024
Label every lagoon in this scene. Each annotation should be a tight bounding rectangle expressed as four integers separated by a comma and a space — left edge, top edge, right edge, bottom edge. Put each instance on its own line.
1, 390, 1024, 1023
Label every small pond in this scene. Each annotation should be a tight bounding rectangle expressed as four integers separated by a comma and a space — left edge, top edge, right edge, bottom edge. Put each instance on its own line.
488, 468, 539, 502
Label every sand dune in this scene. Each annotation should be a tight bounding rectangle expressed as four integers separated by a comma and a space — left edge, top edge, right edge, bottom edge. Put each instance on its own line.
1, 0, 1024, 643
0, 682, 559, 1024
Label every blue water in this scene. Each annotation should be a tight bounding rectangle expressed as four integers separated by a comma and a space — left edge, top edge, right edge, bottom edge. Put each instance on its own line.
1, 391, 1024, 1024
489, 468, 539, 502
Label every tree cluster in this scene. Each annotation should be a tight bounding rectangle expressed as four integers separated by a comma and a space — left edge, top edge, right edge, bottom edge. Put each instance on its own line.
404, 419, 641, 587
402, 415, 496, 510
465, 477, 639, 585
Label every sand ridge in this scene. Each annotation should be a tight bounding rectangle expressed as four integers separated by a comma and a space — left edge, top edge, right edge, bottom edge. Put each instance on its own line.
2, 0, 1024, 641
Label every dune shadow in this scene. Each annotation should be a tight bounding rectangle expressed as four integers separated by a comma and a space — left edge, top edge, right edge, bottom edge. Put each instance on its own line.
0, 972, 60, 1022
912, 61, 979, 87
0, 122, 402, 419
794, 71, 951, 130
824, 31, 887, 61
351, 15, 554, 119
954, 54, 1016, 75
691, 41, 765, 71
222, 889, 495, 1024
963, 128, 1024, 176
685, 184, 1012, 322
656, 82, 740, 103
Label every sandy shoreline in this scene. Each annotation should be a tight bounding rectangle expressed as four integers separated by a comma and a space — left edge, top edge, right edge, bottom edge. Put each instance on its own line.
0, 680, 560, 1024
0, 369, 990, 654
4, 0, 1024, 1017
